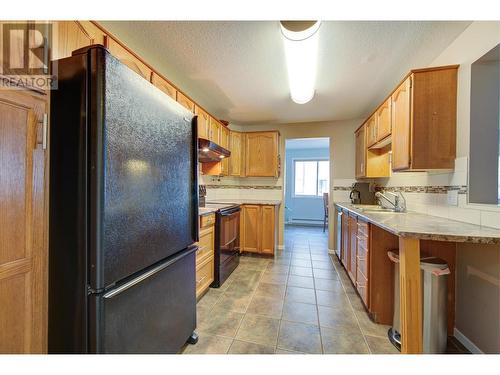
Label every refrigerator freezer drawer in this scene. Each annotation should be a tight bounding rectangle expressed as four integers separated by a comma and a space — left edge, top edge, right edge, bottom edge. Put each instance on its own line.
89, 246, 197, 353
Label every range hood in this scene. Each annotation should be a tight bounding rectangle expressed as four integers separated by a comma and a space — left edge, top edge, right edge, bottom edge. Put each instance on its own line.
198, 138, 231, 163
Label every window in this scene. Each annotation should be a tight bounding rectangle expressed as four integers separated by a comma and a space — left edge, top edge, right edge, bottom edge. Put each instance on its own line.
294, 160, 329, 197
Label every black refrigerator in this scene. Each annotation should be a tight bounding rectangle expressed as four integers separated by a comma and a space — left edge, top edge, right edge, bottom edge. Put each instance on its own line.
48, 45, 199, 353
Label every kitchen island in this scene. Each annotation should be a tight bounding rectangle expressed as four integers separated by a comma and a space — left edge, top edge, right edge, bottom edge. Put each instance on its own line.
334, 202, 500, 354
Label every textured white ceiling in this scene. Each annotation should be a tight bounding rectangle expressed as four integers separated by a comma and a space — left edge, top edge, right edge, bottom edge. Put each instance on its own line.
286, 138, 329, 150
99, 21, 471, 125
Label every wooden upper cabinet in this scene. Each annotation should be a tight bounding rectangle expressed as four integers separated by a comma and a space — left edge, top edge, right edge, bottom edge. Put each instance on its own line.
52, 21, 93, 60
355, 125, 366, 178
366, 116, 377, 147
220, 125, 229, 149
391, 76, 412, 171
0, 90, 48, 353
260, 206, 276, 254
229, 131, 243, 176
245, 131, 279, 177
194, 105, 210, 139
376, 98, 392, 141
176, 91, 195, 113
106, 37, 152, 81
240, 205, 260, 253
151, 73, 177, 100
209, 117, 221, 145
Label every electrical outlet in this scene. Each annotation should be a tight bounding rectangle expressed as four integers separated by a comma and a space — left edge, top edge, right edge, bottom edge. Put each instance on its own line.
447, 190, 458, 206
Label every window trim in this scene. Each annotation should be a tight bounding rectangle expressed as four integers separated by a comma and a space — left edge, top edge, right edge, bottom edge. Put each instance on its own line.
292, 158, 329, 198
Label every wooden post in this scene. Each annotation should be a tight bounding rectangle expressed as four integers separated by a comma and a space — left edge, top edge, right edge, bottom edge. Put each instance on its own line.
399, 237, 423, 354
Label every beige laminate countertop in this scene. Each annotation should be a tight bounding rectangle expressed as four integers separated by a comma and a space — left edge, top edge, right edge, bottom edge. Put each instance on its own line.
198, 207, 217, 216
207, 199, 282, 206
335, 202, 500, 244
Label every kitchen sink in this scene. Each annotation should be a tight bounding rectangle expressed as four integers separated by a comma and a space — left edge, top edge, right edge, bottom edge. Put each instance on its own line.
352, 205, 399, 213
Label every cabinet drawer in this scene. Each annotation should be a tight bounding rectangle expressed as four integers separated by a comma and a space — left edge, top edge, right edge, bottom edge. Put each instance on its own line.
196, 255, 214, 298
356, 279, 368, 306
357, 255, 368, 280
200, 213, 215, 228
357, 235, 368, 252
357, 221, 369, 236
197, 226, 214, 264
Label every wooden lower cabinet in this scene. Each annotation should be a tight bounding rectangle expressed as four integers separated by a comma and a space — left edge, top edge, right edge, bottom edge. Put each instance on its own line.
347, 214, 358, 283
240, 204, 278, 255
195, 214, 215, 298
0, 89, 48, 353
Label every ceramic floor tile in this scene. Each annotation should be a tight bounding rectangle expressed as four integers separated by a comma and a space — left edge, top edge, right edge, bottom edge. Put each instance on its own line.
290, 266, 313, 277
228, 339, 275, 354
197, 289, 224, 309
254, 282, 286, 299
285, 286, 317, 304
235, 314, 280, 347
312, 260, 335, 270
213, 292, 253, 314
275, 348, 305, 354
290, 259, 312, 268
265, 264, 290, 275
246, 295, 284, 318
365, 335, 399, 354
321, 327, 369, 354
282, 301, 319, 325
313, 268, 339, 280
181, 333, 233, 354
292, 253, 312, 260
287, 275, 315, 289
314, 278, 344, 293
315, 290, 350, 308
317, 305, 359, 330
260, 272, 288, 285
355, 310, 392, 338
277, 320, 322, 354
197, 307, 245, 338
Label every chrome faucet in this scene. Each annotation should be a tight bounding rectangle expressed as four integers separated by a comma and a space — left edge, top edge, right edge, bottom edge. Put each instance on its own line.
375, 191, 407, 212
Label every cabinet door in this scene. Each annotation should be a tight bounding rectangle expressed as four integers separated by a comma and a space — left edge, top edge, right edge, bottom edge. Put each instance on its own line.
391, 76, 412, 171
348, 215, 357, 283
245, 132, 279, 177
0, 90, 48, 353
220, 126, 229, 149
151, 73, 177, 100
106, 37, 152, 81
176, 91, 195, 113
341, 210, 349, 267
260, 206, 276, 255
229, 131, 242, 176
194, 105, 210, 139
366, 115, 377, 147
52, 21, 93, 60
376, 98, 392, 141
240, 205, 261, 253
355, 126, 366, 178
209, 117, 221, 145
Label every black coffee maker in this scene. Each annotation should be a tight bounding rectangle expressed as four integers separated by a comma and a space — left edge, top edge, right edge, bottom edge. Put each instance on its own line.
350, 182, 376, 204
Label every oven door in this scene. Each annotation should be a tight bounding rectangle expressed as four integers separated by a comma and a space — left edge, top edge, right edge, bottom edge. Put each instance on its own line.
220, 207, 240, 263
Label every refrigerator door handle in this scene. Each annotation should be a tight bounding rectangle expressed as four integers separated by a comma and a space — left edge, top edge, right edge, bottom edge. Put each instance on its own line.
192, 115, 199, 242
103, 245, 197, 299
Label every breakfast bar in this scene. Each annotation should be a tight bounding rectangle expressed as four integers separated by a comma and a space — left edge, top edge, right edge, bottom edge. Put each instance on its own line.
334, 203, 500, 354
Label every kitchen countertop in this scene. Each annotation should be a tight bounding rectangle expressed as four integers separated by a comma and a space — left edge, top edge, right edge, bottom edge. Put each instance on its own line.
207, 199, 282, 206
198, 207, 217, 216
335, 202, 500, 244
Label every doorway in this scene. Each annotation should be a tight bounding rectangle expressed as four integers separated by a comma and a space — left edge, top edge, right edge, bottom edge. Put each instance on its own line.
284, 138, 330, 245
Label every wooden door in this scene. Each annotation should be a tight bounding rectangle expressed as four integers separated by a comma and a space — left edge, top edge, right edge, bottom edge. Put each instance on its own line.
209, 117, 220, 145
0, 90, 48, 353
245, 131, 279, 177
229, 131, 242, 176
176, 91, 194, 113
151, 73, 177, 100
391, 76, 412, 171
194, 106, 210, 139
106, 37, 152, 81
366, 115, 377, 147
52, 21, 93, 60
260, 206, 276, 254
240, 205, 261, 253
376, 98, 392, 141
355, 126, 366, 178
341, 210, 349, 267
347, 214, 357, 283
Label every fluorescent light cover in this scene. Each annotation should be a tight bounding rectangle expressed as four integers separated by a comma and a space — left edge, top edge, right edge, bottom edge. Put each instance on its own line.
280, 21, 321, 104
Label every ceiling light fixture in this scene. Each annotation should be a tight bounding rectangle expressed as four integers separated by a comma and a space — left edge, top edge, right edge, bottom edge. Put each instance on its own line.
280, 21, 321, 104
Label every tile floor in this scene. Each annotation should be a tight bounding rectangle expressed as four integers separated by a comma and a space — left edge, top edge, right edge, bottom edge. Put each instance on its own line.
181, 225, 398, 354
